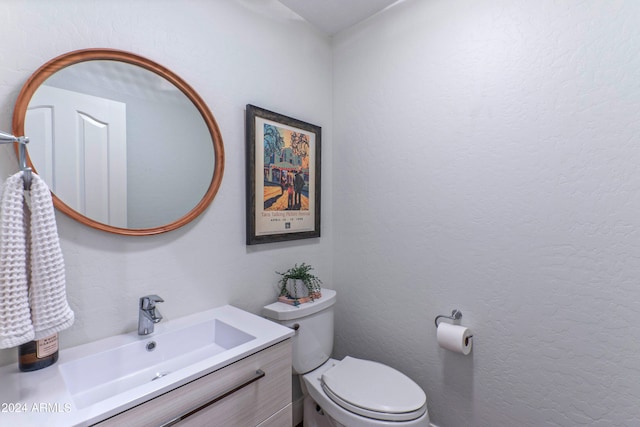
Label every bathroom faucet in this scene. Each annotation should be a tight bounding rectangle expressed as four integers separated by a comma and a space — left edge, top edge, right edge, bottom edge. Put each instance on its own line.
138, 295, 164, 335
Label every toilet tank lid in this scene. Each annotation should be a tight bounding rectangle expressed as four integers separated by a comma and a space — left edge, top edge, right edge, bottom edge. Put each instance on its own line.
263, 288, 336, 321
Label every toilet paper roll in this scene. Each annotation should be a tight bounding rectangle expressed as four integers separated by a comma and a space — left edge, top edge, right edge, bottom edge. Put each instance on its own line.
437, 322, 472, 355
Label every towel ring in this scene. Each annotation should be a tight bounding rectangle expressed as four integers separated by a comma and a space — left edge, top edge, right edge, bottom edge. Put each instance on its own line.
18, 138, 32, 190
0, 131, 31, 190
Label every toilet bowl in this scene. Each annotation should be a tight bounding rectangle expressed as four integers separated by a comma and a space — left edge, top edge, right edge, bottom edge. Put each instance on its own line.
303, 357, 428, 427
263, 288, 429, 427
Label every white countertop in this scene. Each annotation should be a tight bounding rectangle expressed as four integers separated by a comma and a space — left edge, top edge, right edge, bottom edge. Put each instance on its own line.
0, 305, 294, 427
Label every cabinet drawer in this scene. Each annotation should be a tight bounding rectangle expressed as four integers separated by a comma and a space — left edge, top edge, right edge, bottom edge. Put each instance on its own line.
256, 403, 292, 427
95, 339, 291, 427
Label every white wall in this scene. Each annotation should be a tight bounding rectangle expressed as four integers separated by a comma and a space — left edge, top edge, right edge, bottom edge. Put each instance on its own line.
333, 1, 640, 426
0, 0, 333, 366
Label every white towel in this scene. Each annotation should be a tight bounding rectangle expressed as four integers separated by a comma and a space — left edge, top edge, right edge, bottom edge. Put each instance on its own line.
0, 172, 33, 348
0, 171, 74, 348
28, 173, 74, 339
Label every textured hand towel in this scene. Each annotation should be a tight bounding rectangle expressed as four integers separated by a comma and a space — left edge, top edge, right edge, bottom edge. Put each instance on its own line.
0, 172, 34, 348
0, 171, 74, 348
28, 173, 74, 339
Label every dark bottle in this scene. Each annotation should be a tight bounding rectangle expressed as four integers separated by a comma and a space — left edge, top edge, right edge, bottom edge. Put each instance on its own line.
18, 333, 59, 372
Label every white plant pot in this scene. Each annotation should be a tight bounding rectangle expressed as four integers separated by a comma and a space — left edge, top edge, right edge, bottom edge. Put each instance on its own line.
286, 279, 309, 299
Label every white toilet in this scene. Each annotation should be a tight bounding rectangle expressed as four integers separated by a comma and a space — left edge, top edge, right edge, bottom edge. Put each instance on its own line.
263, 288, 429, 427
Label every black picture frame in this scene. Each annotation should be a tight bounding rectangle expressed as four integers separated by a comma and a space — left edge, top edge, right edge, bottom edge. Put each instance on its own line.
245, 104, 321, 245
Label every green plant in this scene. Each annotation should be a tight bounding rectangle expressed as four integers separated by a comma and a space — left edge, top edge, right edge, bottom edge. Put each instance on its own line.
276, 263, 322, 299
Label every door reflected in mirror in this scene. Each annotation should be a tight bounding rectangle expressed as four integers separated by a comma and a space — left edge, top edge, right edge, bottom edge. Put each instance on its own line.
13, 49, 224, 235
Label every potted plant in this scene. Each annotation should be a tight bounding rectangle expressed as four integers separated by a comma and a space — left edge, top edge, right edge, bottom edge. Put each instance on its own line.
276, 263, 322, 303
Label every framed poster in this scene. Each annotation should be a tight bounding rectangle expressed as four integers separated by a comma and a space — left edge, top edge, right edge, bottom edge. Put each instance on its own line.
246, 104, 321, 245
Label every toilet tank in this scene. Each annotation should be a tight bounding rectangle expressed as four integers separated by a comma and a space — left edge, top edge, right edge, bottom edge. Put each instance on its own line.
263, 288, 336, 374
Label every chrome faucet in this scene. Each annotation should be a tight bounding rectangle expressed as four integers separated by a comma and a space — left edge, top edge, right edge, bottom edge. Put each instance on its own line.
138, 295, 164, 335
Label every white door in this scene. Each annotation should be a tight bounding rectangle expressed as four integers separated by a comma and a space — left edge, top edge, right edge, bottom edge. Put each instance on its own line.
26, 85, 128, 227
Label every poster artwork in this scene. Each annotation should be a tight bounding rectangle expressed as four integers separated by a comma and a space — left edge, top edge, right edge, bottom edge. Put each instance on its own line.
256, 119, 315, 235
246, 104, 320, 244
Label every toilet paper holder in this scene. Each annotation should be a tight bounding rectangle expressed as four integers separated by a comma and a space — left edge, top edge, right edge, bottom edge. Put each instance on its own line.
434, 309, 463, 328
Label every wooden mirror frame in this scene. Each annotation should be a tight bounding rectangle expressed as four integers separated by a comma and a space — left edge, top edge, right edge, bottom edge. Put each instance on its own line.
12, 48, 224, 236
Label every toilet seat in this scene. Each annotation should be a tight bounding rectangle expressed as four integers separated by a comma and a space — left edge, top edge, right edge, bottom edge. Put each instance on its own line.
320, 356, 427, 422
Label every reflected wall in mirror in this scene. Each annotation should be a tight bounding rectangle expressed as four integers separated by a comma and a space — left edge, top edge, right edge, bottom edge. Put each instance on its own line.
12, 49, 224, 235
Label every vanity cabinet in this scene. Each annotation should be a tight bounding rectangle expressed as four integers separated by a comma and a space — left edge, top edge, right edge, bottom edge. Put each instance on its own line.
94, 339, 292, 427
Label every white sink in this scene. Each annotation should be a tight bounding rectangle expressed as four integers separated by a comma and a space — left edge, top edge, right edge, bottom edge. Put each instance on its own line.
59, 318, 255, 409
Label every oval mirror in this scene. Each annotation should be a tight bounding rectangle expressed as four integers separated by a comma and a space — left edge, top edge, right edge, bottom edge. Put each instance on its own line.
12, 49, 224, 236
